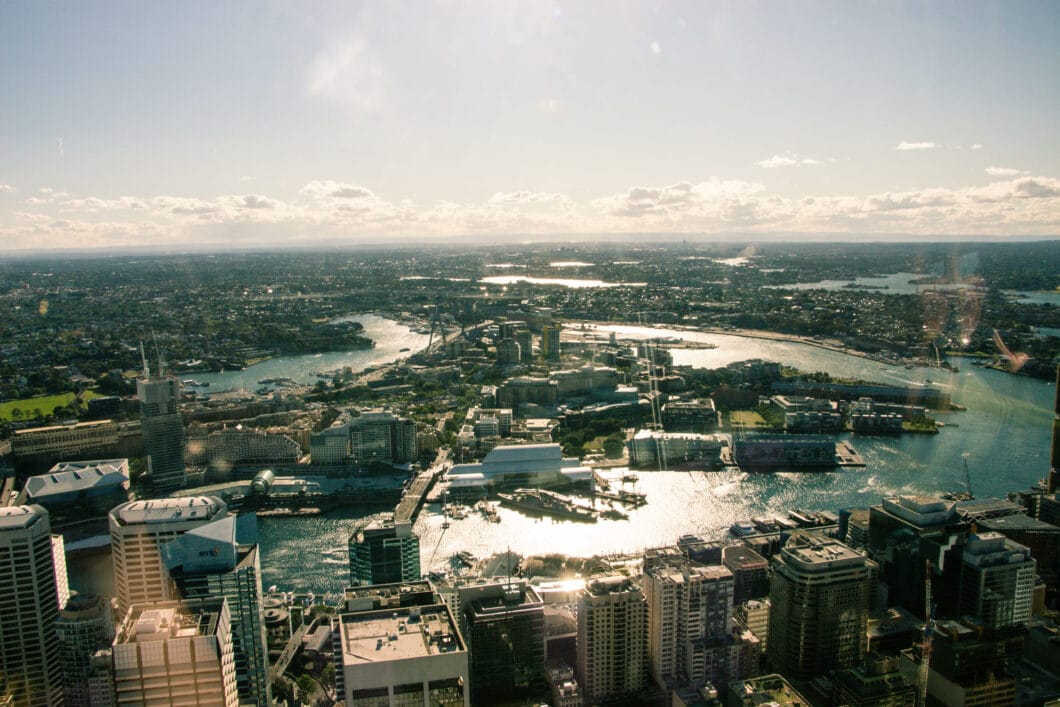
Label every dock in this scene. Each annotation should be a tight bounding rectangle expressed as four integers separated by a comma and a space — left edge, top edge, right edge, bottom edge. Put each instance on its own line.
395, 468, 443, 525
835, 441, 866, 467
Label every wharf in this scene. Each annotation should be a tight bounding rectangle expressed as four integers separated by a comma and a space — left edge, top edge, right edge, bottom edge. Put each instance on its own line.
395, 468, 442, 525
835, 441, 866, 467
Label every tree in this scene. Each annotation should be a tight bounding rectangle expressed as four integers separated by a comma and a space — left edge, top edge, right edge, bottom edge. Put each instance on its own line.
296, 675, 317, 705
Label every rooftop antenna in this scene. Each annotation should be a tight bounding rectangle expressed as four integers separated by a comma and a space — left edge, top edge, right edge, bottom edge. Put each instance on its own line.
151, 330, 165, 378
139, 340, 150, 378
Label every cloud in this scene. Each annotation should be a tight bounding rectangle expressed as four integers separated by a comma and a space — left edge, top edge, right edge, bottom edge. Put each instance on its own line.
895, 141, 937, 151
0, 183, 16, 193
984, 166, 1024, 177
650, 41, 661, 54
538, 98, 562, 113
757, 152, 828, 169
306, 36, 389, 116
300, 180, 377, 201
970, 143, 983, 151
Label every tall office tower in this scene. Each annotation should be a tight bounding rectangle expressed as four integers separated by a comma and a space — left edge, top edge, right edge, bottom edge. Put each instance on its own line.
112, 598, 238, 706
457, 579, 545, 703
55, 593, 117, 707
109, 496, 228, 616
542, 324, 562, 362
163, 514, 270, 706
137, 372, 186, 496
767, 533, 877, 680
52, 533, 70, 610
960, 532, 1036, 630
348, 518, 421, 586
336, 603, 469, 706
577, 575, 649, 704
867, 495, 965, 617
0, 506, 65, 707
515, 328, 533, 362
643, 561, 737, 691
722, 545, 770, 604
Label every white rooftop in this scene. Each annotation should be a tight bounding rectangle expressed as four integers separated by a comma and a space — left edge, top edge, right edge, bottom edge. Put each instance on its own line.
341, 607, 462, 664
0, 505, 47, 531
112, 497, 225, 526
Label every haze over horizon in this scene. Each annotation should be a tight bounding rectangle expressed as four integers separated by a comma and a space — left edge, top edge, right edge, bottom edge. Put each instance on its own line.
1, 1, 1058, 252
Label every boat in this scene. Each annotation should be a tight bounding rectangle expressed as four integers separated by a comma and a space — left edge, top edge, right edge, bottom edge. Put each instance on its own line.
399, 347, 411, 352
730, 520, 757, 537
497, 488, 598, 522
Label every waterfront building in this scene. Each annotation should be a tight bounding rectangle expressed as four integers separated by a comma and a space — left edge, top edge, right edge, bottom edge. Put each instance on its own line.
867, 494, 966, 618
786, 409, 846, 433
309, 425, 350, 464
977, 513, 1060, 594
0, 505, 64, 707
185, 428, 301, 470
112, 598, 238, 706
108, 496, 228, 616
577, 575, 648, 704
643, 561, 737, 692
549, 365, 620, 398
457, 579, 545, 703
733, 434, 836, 469
771, 380, 950, 409
959, 532, 1036, 630
11, 419, 120, 478
447, 443, 591, 492
661, 398, 719, 433
348, 518, 421, 586
163, 514, 270, 706
831, 651, 915, 707
627, 430, 725, 468
336, 603, 469, 706
138, 374, 187, 496
767, 533, 877, 680
21, 459, 129, 518
723, 546, 770, 604
55, 593, 117, 707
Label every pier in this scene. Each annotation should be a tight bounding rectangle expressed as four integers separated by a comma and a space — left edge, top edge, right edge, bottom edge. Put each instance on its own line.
394, 466, 444, 525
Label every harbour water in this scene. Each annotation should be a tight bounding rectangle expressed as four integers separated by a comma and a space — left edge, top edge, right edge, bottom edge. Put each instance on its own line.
68, 321, 1055, 596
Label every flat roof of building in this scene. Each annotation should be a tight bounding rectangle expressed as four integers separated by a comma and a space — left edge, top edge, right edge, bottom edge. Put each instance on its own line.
0, 504, 47, 531
117, 601, 223, 644
340, 605, 464, 664
781, 533, 866, 571
13, 419, 115, 435
111, 497, 225, 526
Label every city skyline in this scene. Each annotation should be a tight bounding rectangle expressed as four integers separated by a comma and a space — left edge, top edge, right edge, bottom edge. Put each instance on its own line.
1, 1, 1058, 252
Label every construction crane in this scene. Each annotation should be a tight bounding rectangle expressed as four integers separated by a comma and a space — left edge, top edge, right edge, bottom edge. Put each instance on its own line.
917, 559, 936, 707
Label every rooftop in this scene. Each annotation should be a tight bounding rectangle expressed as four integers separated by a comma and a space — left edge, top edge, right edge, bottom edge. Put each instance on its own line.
780, 533, 867, 571
117, 600, 223, 645
0, 504, 47, 531
111, 496, 226, 526
340, 604, 464, 664
13, 419, 115, 435
24, 459, 129, 500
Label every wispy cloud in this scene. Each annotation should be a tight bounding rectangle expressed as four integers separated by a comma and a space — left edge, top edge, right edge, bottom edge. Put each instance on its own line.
757, 152, 829, 169
895, 141, 936, 151
306, 36, 389, 116
970, 143, 983, 151
0, 183, 16, 193
984, 166, 1025, 177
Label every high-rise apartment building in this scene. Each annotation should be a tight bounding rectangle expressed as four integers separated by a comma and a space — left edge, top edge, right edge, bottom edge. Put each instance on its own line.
643, 561, 737, 691
0, 505, 65, 707
768, 533, 877, 680
310, 411, 418, 466
55, 593, 117, 707
137, 374, 186, 496
542, 324, 562, 362
960, 532, 1036, 630
577, 575, 648, 704
348, 518, 421, 586
457, 579, 545, 703
164, 514, 270, 706
109, 496, 228, 616
112, 598, 238, 706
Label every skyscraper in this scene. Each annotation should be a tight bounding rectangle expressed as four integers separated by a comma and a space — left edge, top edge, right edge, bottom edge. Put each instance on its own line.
0, 505, 65, 706
960, 532, 1036, 630
767, 533, 877, 680
55, 593, 116, 707
643, 561, 737, 691
109, 496, 228, 616
457, 579, 545, 703
577, 575, 648, 704
348, 518, 421, 586
163, 514, 270, 706
112, 598, 238, 706
137, 372, 186, 496
542, 324, 562, 362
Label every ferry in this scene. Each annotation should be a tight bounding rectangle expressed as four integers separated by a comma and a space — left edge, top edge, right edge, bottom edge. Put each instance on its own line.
497, 488, 598, 522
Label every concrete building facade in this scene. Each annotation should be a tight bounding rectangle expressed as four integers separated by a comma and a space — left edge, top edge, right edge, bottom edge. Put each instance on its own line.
577, 575, 648, 704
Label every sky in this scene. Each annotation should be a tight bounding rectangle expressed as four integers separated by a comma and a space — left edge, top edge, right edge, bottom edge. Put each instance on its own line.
0, 0, 1058, 251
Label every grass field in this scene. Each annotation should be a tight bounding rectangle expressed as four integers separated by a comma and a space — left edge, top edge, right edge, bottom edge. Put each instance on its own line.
0, 390, 104, 422
728, 410, 769, 430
